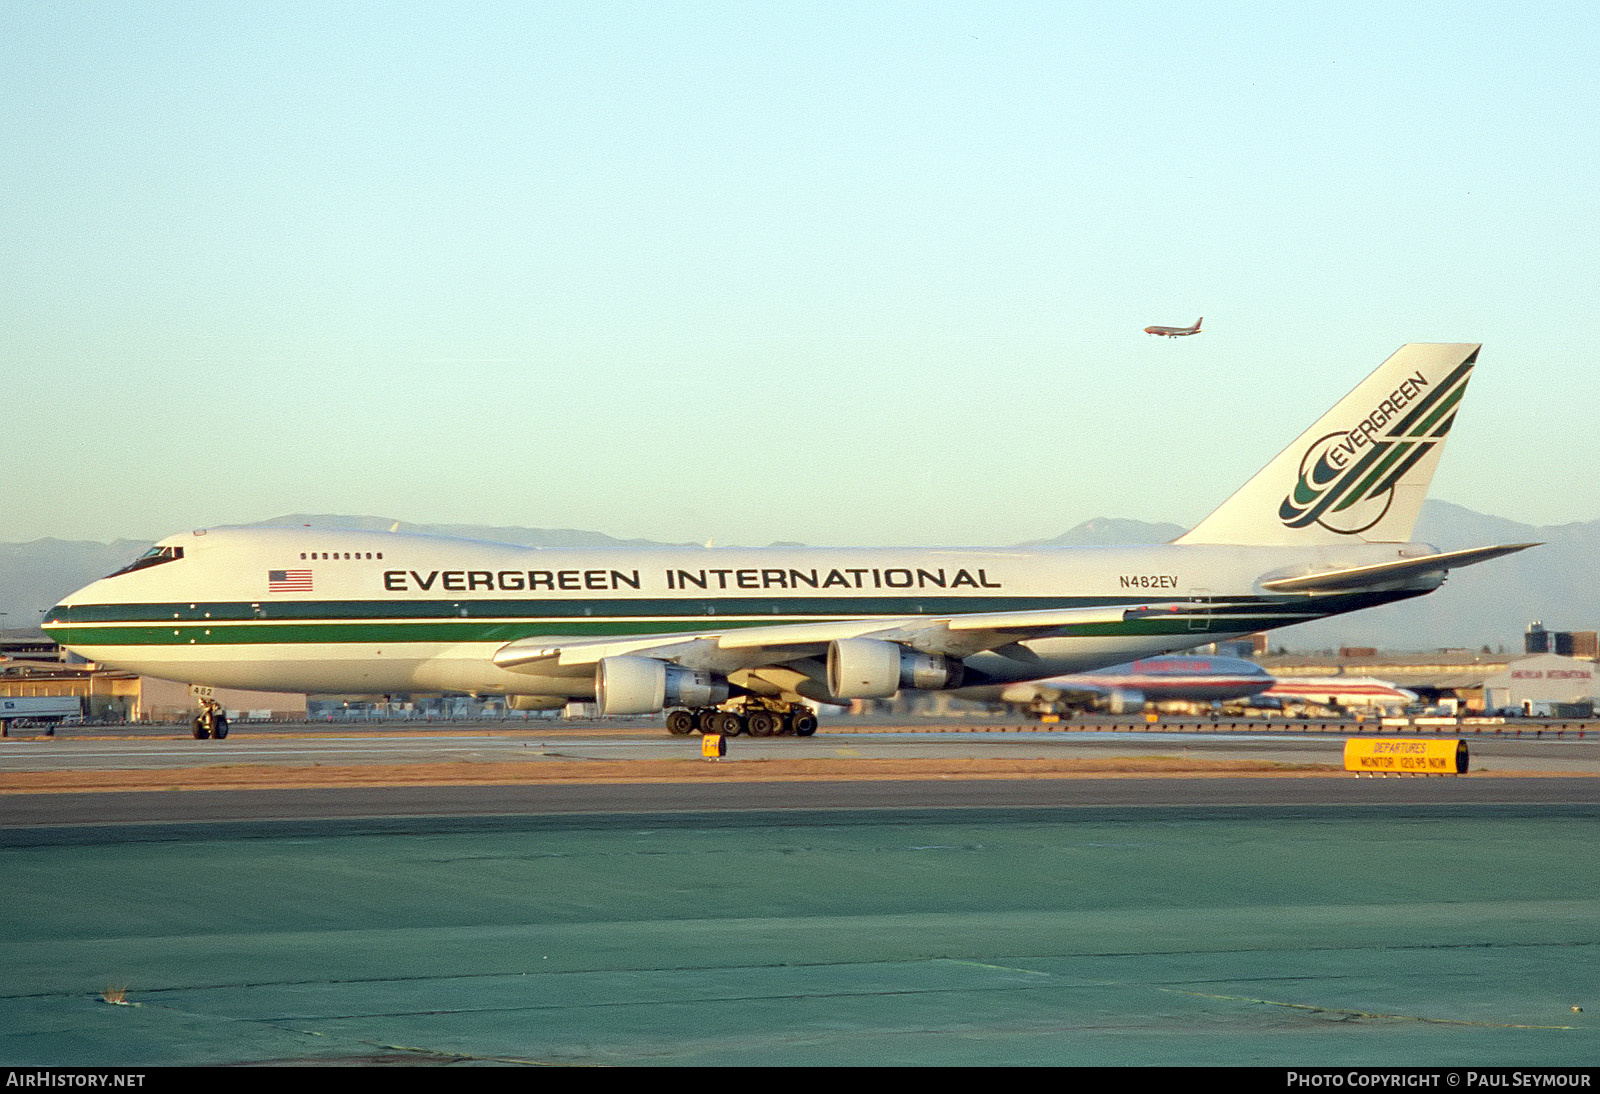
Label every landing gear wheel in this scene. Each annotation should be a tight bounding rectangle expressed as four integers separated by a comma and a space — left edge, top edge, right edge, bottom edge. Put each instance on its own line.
747, 711, 780, 737
192, 716, 210, 740
212, 714, 228, 740
711, 711, 744, 736
791, 711, 818, 736
666, 709, 696, 736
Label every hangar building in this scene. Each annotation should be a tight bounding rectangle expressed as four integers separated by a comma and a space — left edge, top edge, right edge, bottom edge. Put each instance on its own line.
1483, 654, 1596, 717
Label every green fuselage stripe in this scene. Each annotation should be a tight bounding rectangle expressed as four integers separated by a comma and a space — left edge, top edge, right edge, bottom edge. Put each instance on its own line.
50, 618, 1288, 646
53, 594, 1146, 624
43, 589, 1420, 647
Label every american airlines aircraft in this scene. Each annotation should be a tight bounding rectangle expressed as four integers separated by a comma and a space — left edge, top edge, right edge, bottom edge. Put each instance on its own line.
960, 654, 1273, 717
1144, 317, 1203, 337
1262, 677, 1418, 711
44, 343, 1534, 738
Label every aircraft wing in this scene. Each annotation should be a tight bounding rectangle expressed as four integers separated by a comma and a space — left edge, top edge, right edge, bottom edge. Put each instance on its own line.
490, 604, 1140, 677
1257, 543, 1538, 594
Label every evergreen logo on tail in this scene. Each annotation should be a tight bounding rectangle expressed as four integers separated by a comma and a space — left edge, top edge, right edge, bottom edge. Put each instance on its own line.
1278, 354, 1476, 535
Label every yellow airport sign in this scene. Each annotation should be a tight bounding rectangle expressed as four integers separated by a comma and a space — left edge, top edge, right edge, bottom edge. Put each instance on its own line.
1344, 738, 1468, 775
701, 734, 726, 759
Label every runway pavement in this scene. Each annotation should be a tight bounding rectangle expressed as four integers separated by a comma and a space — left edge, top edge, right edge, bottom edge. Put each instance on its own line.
0, 720, 1594, 827
4, 720, 1595, 1066
4, 717, 1596, 769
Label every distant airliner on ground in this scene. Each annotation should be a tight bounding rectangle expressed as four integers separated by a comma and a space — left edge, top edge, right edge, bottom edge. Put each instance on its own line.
958, 654, 1273, 717
1262, 677, 1418, 711
1145, 317, 1203, 337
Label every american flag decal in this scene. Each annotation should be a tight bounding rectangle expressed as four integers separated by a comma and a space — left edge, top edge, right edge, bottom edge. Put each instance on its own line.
268, 569, 313, 592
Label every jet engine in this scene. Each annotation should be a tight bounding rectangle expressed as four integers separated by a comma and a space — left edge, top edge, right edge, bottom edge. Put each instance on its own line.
595, 656, 730, 715
826, 638, 964, 700
1104, 688, 1146, 716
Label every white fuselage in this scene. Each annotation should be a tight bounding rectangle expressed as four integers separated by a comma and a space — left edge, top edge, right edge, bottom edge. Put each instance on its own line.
1263, 677, 1418, 709
44, 527, 1439, 699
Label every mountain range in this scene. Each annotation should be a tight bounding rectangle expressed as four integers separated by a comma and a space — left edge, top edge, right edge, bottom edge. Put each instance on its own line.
2, 501, 1592, 652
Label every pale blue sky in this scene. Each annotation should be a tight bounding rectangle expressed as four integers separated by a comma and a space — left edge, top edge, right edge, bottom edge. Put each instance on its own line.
5, 2, 1596, 545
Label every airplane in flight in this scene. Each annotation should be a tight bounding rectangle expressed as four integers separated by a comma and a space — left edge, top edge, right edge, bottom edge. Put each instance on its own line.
1145, 317, 1203, 337
44, 343, 1535, 738
958, 654, 1273, 717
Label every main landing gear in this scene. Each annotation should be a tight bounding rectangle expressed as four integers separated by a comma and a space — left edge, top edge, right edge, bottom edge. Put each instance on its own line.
192, 698, 229, 740
666, 700, 818, 738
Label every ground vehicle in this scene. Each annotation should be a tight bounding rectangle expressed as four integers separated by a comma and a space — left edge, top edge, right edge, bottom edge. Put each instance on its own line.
0, 696, 83, 735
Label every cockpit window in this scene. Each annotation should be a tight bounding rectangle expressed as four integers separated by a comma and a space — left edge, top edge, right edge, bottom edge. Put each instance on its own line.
105, 545, 185, 579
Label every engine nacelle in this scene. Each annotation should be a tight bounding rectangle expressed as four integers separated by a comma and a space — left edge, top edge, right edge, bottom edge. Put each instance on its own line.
595, 656, 730, 715
507, 695, 568, 711
1104, 688, 1146, 716
826, 638, 964, 700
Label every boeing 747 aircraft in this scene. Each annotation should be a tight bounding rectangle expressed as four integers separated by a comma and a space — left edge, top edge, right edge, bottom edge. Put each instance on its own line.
1144, 317, 1203, 337
45, 343, 1535, 737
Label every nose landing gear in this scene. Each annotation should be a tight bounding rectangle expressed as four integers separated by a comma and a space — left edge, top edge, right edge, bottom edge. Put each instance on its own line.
192, 698, 229, 740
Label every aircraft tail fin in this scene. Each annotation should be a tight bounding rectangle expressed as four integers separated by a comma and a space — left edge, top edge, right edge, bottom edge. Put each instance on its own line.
1175, 343, 1480, 546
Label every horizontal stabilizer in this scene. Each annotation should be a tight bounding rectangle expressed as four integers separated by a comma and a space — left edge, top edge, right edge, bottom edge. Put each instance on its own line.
1257, 543, 1539, 594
